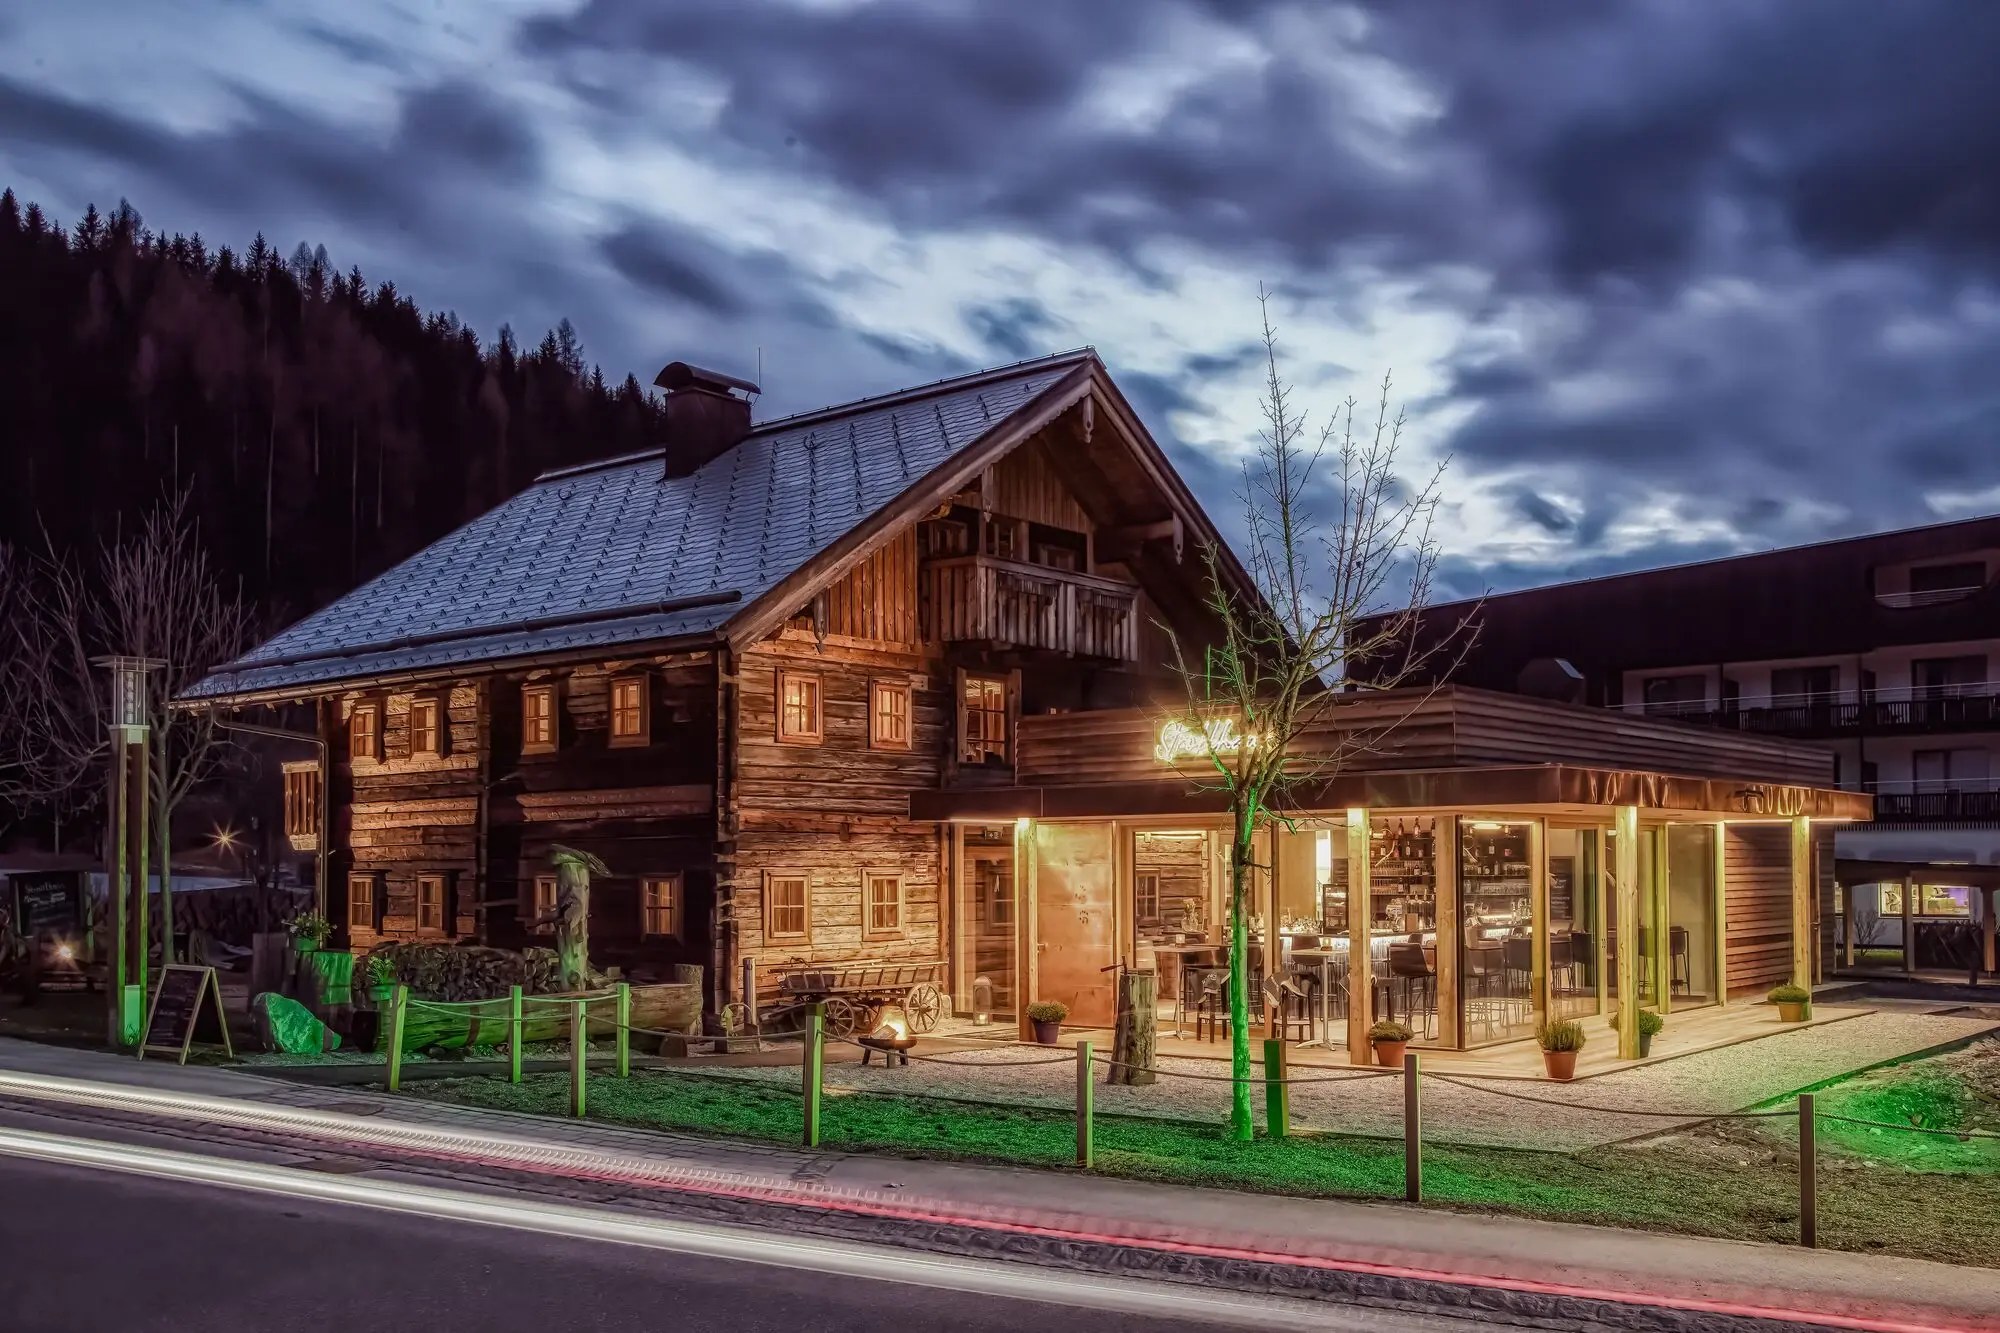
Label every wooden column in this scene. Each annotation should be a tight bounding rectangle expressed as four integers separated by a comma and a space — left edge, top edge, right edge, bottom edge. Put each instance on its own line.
1900, 870, 1916, 976
1593, 829, 1610, 1017
1345, 807, 1374, 1067
1614, 806, 1640, 1060
1433, 814, 1460, 1049
1528, 819, 1551, 1028
1983, 888, 1997, 975
1712, 822, 1730, 1006
1840, 883, 1855, 970
1015, 817, 1039, 1042
1652, 827, 1672, 1016
1790, 816, 1814, 992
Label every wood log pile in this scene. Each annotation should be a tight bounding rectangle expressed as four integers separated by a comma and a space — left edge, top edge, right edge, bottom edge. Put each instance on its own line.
364, 942, 567, 1000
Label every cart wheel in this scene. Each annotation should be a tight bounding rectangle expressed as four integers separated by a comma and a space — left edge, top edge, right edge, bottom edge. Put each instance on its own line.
904, 983, 944, 1033
718, 1001, 752, 1037
821, 996, 862, 1038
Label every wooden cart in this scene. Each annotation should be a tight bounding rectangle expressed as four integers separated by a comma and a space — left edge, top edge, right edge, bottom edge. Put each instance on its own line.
769, 962, 945, 1037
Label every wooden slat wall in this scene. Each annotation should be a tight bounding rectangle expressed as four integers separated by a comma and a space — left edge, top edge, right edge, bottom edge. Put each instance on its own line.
824, 528, 919, 646
1016, 688, 1838, 788
729, 640, 949, 1002
1725, 824, 1795, 994
337, 683, 485, 946
990, 442, 1091, 533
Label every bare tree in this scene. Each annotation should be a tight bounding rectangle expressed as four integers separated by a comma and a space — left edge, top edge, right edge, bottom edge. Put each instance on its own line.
8, 492, 256, 960
0, 543, 107, 846
1163, 295, 1472, 1140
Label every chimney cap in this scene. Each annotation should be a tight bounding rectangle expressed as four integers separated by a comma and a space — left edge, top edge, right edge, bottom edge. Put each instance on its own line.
653, 361, 761, 398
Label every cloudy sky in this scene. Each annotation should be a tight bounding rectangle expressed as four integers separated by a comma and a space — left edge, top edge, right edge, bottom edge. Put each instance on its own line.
4, 0, 1997, 599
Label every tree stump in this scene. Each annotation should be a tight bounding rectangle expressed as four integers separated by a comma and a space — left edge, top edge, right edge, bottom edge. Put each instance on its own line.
1109, 969, 1157, 1086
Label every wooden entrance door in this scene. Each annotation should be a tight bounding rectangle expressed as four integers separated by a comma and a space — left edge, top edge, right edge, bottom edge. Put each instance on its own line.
1033, 822, 1117, 1026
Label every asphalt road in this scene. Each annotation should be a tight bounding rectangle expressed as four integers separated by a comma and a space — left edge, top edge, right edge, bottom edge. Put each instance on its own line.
0, 1142, 1477, 1333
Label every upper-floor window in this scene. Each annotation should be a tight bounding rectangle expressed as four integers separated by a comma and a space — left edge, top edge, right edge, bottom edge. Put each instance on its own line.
347, 873, 378, 931
777, 670, 823, 744
641, 874, 681, 939
349, 702, 381, 761
961, 675, 1009, 764
1770, 666, 1838, 706
416, 874, 448, 933
1914, 655, 1987, 696
531, 874, 558, 931
283, 765, 320, 840
522, 683, 558, 755
410, 698, 444, 757
870, 678, 911, 750
1909, 561, 1986, 595
1640, 674, 1705, 716
611, 675, 650, 746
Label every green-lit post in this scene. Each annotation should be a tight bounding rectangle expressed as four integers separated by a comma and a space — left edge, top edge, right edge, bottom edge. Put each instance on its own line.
570, 999, 588, 1118
803, 1002, 825, 1148
1075, 1039, 1094, 1167
385, 984, 408, 1091
508, 985, 523, 1084
1799, 1092, 1817, 1248
616, 981, 632, 1078
1262, 1037, 1289, 1139
1404, 1051, 1422, 1202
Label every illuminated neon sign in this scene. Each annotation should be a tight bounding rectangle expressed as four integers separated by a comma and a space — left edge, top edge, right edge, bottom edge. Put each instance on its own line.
1154, 717, 1261, 764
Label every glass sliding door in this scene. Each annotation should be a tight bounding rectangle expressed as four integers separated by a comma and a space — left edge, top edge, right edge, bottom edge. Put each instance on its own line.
1458, 819, 1537, 1046
1666, 824, 1719, 1007
1548, 826, 1602, 1020
1371, 815, 1444, 1046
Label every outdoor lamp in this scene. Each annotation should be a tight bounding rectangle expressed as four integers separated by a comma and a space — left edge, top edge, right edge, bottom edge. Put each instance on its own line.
971, 974, 994, 1025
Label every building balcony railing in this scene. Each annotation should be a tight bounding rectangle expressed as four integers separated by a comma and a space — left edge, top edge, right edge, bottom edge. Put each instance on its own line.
1858, 779, 2000, 823
1873, 584, 1986, 609
1615, 683, 2000, 736
919, 554, 1141, 662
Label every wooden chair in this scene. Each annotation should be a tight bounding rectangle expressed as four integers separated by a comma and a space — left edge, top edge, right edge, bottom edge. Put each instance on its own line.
1263, 974, 1314, 1043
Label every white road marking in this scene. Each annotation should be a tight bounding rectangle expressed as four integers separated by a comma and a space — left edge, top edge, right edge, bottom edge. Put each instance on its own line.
0, 1125, 1461, 1331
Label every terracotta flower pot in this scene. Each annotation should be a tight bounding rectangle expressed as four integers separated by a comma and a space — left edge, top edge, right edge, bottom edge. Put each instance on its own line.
1032, 1019, 1062, 1045
1373, 1039, 1408, 1068
1542, 1049, 1578, 1081
1778, 1001, 1808, 1023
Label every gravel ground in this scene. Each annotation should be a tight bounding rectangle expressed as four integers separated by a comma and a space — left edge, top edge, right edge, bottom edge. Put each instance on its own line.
700, 1009, 1999, 1150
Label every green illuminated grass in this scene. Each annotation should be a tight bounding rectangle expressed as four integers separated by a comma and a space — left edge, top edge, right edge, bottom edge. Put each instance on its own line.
409, 1061, 2000, 1267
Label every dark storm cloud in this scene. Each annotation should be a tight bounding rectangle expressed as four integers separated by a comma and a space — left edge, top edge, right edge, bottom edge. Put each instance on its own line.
600, 222, 749, 317
963, 297, 1061, 361
1506, 487, 1573, 535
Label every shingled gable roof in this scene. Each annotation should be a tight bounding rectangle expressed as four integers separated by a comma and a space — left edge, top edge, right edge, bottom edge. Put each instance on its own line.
185, 348, 1211, 703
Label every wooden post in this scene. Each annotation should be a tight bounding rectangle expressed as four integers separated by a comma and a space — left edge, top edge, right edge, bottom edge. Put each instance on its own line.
616, 981, 632, 1078
1433, 814, 1460, 1048
1404, 1051, 1422, 1202
385, 984, 408, 1092
570, 999, 587, 1118
1798, 1092, 1817, 1248
1713, 822, 1730, 1005
508, 985, 523, 1084
1651, 826, 1672, 1016
1529, 818, 1551, 1027
1015, 817, 1039, 1043
1075, 1039, 1094, 1167
803, 1001, 825, 1148
1614, 806, 1640, 1060
741, 956, 759, 1034
1263, 1037, 1288, 1139
1901, 872, 1916, 975
1983, 888, 1998, 976
1790, 817, 1813, 994
1108, 968, 1156, 1085
1345, 807, 1374, 1067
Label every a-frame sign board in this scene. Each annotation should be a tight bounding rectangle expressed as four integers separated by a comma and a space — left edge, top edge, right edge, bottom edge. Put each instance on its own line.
137, 964, 234, 1064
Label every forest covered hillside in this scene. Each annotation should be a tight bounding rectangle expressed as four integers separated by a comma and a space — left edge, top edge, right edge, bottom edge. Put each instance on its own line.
0, 188, 667, 634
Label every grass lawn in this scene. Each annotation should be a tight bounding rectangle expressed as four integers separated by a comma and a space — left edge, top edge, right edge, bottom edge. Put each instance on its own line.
408, 1043, 2000, 1268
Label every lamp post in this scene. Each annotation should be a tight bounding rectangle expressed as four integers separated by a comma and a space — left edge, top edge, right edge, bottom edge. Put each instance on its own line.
96, 655, 162, 1048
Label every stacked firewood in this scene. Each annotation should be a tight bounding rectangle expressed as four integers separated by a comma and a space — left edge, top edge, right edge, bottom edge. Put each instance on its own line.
364, 942, 570, 1000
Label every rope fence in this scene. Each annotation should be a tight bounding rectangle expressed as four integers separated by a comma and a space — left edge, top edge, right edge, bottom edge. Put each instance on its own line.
373, 985, 1998, 1249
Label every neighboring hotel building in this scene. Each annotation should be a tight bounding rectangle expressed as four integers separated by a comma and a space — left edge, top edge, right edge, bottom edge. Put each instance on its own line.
1368, 514, 2000, 974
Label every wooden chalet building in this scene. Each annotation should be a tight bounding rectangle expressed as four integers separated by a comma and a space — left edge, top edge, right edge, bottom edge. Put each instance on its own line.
186, 351, 1236, 1014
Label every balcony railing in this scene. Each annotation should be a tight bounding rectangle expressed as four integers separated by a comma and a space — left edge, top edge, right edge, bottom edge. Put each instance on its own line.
1873, 584, 1986, 609
919, 555, 1140, 661
1860, 780, 2000, 822
1615, 683, 2000, 735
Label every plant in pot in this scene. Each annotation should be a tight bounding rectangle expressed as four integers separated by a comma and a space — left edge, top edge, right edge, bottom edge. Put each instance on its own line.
1368, 1019, 1413, 1067
1536, 1019, 1586, 1081
1026, 1000, 1069, 1046
288, 911, 332, 956
1768, 983, 1812, 1023
364, 953, 396, 1006
1609, 1008, 1666, 1057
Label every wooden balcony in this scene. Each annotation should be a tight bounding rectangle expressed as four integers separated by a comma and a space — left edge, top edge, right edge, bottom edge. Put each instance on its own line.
919, 555, 1140, 661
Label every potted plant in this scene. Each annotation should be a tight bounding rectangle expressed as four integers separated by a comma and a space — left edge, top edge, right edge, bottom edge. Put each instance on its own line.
364, 953, 396, 1006
1026, 1000, 1069, 1045
1769, 983, 1812, 1023
288, 911, 332, 956
1537, 1019, 1586, 1080
1609, 1008, 1666, 1057
1368, 1019, 1413, 1067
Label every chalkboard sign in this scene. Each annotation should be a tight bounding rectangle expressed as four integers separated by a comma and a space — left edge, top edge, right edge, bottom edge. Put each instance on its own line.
1549, 856, 1576, 923
138, 965, 233, 1064
14, 876, 81, 938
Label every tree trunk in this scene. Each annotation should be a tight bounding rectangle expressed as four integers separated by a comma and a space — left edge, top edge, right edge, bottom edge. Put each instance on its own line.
155, 793, 175, 965
555, 861, 591, 991
1109, 969, 1157, 1086
1228, 803, 1255, 1140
